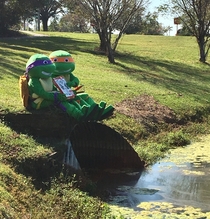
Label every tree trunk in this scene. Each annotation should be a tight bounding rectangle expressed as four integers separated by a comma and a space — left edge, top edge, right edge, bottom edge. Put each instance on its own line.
112, 30, 123, 52
42, 18, 48, 31
198, 39, 206, 63
97, 29, 107, 52
97, 29, 115, 63
107, 43, 115, 63
107, 30, 115, 63
23, 19, 26, 30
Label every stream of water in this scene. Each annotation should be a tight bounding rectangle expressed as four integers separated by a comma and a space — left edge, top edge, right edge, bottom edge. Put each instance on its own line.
99, 135, 210, 218
63, 139, 81, 170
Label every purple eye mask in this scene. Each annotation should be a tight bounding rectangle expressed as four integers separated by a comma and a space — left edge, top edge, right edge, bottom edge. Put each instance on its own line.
26, 60, 53, 73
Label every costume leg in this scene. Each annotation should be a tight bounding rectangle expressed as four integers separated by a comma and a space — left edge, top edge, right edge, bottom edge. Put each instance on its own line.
76, 93, 100, 121
76, 93, 98, 110
31, 98, 53, 109
30, 98, 88, 121
77, 93, 114, 121
57, 101, 87, 122
70, 98, 86, 110
99, 105, 115, 120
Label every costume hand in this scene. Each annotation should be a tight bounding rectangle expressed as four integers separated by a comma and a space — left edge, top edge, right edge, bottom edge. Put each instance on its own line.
57, 93, 67, 101
67, 81, 79, 88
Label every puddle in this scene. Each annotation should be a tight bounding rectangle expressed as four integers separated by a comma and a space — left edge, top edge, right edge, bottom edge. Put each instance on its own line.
100, 135, 210, 218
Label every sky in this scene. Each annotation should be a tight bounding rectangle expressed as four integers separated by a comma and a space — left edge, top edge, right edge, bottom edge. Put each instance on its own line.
32, 0, 179, 36
148, 0, 179, 36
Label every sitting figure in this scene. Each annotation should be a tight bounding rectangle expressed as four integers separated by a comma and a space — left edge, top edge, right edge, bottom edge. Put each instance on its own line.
25, 53, 89, 122
49, 50, 114, 121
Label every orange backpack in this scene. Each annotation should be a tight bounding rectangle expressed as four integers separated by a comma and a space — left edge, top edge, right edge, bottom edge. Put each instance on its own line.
19, 72, 30, 108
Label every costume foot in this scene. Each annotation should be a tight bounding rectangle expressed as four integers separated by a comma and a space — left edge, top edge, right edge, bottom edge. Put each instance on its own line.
84, 104, 99, 121
79, 105, 90, 122
99, 105, 115, 121
99, 101, 106, 109
93, 101, 106, 121
81, 105, 89, 115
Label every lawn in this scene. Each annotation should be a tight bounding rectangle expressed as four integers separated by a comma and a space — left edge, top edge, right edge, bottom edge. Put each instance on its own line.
1, 33, 210, 112
1, 32, 210, 218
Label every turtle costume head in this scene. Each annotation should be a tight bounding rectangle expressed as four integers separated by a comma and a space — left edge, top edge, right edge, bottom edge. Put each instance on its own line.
26, 54, 55, 78
25, 53, 90, 122
49, 50, 115, 121
49, 50, 75, 77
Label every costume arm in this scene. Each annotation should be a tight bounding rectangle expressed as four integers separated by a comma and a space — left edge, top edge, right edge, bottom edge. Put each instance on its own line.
67, 73, 79, 87
29, 78, 67, 101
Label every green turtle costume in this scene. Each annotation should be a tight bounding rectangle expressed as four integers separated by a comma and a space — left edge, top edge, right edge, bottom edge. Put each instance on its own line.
26, 53, 89, 121
49, 50, 114, 121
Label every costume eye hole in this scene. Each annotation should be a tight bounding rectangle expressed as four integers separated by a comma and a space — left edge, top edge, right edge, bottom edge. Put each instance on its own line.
43, 60, 48, 64
64, 58, 69, 62
53, 58, 58, 62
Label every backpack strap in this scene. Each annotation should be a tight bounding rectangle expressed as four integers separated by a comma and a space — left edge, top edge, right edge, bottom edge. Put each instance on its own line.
19, 73, 30, 108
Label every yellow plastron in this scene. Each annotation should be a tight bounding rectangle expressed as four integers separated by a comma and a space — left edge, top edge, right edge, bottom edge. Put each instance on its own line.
32, 78, 54, 109
39, 78, 54, 92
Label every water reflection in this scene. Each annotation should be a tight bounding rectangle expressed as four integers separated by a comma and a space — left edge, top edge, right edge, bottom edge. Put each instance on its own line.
132, 161, 210, 211
101, 135, 210, 215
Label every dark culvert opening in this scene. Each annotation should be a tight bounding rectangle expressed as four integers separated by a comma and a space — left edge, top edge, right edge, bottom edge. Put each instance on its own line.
69, 122, 145, 170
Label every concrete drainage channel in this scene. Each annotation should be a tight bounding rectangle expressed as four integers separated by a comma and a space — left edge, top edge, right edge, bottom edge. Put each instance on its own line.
66, 122, 144, 170
1, 110, 145, 172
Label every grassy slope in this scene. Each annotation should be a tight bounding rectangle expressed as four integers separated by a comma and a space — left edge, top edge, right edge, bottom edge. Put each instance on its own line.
1, 32, 210, 217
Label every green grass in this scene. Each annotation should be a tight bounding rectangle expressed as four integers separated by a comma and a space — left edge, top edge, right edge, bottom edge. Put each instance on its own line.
0, 122, 110, 218
1, 33, 210, 114
1, 31, 210, 218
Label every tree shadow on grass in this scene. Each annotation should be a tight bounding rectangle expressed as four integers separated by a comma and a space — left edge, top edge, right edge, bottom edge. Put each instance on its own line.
115, 51, 210, 104
1, 35, 210, 106
0, 36, 99, 80
0, 36, 98, 56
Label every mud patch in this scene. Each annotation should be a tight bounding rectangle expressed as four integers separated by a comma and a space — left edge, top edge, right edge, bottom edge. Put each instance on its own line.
115, 94, 178, 129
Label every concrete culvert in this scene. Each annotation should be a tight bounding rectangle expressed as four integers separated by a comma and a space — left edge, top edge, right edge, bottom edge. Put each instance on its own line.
1, 110, 144, 171
69, 122, 145, 170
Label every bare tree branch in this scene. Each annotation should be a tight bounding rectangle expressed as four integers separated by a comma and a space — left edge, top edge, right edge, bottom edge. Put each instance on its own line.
171, 0, 210, 62
74, 0, 149, 63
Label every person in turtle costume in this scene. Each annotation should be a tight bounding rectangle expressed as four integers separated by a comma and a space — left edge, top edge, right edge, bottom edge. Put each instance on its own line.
49, 50, 114, 121
26, 53, 90, 121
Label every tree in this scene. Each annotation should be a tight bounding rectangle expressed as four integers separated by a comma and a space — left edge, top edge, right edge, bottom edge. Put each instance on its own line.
159, 0, 210, 63
0, 0, 26, 34
140, 12, 165, 35
20, 0, 37, 31
48, 17, 60, 31
124, 11, 166, 35
176, 25, 193, 36
65, 0, 149, 63
59, 14, 89, 32
33, 0, 65, 31
124, 12, 143, 34
165, 26, 173, 36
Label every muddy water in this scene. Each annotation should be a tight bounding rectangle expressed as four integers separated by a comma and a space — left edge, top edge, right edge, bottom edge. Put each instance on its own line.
100, 135, 210, 218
